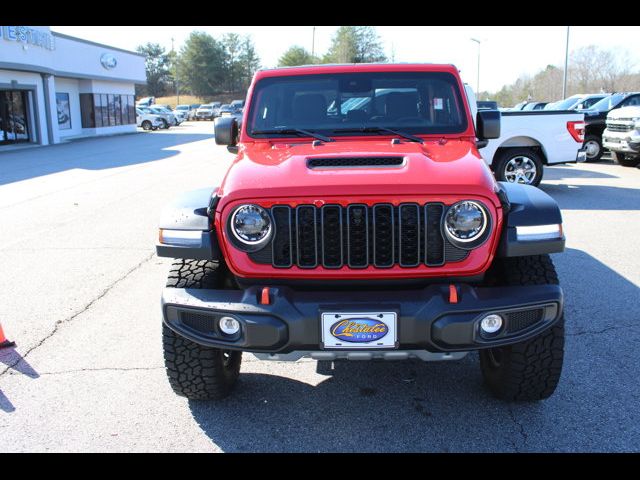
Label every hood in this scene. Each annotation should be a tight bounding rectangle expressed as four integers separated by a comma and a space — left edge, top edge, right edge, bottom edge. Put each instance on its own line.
217, 139, 499, 208
607, 106, 640, 120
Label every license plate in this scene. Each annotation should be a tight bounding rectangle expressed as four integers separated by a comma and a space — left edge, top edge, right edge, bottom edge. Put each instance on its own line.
321, 312, 397, 349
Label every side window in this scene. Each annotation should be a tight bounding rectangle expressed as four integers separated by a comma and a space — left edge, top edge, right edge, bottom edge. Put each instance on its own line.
622, 96, 640, 107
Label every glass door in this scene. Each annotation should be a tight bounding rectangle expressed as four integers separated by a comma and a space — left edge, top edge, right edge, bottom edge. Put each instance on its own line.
0, 90, 31, 145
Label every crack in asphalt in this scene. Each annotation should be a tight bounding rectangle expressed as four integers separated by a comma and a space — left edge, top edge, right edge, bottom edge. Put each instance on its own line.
28, 366, 165, 376
567, 323, 640, 337
507, 406, 528, 452
0, 252, 156, 377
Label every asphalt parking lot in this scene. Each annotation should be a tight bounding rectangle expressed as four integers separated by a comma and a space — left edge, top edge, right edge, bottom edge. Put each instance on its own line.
1, 121, 639, 452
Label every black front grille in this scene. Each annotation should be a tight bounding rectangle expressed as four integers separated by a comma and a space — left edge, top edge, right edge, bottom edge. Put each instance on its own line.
506, 309, 544, 333
253, 203, 471, 269
307, 157, 404, 168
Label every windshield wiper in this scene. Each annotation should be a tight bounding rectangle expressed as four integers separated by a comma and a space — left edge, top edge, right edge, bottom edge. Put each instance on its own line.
251, 127, 334, 142
332, 127, 424, 144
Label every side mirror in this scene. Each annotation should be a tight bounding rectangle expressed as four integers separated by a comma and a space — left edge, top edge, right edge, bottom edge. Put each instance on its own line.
214, 116, 238, 146
476, 110, 501, 146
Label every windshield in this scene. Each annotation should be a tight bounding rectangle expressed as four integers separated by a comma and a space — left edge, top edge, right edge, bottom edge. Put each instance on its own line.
176, 105, 189, 110
589, 94, 624, 112
247, 71, 467, 138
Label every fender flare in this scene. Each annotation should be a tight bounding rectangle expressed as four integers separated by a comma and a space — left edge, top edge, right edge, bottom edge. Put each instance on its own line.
496, 182, 565, 257
156, 187, 221, 260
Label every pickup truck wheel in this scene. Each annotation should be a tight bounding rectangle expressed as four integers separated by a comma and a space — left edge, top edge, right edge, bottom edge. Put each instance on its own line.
163, 259, 242, 400
141, 120, 152, 131
479, 255, 564, 401
494, 149, 543, 186
611, 151, 640, 167
583, 135, 603, 162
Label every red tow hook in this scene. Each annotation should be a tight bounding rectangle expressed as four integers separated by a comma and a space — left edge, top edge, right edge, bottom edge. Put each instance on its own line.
448, 284, 459, 304
260, 287, 271, 305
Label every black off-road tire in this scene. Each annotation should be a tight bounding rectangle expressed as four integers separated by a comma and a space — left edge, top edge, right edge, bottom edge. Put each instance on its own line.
611, 151, 640, 168
163, 259, 242, 400
583, 134, 603, 162
480, 255, 565, 401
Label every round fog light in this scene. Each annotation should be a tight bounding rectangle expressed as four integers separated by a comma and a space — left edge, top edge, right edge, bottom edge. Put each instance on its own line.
219, 316, 241, 335
480, 314, 503, 335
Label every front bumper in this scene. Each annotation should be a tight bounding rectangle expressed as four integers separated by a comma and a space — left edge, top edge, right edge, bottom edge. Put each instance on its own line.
603, 130, 640, 153
162, 283, 563, 354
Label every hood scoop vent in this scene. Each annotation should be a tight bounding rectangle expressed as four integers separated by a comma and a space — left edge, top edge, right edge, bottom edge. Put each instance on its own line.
307, 156, 405, 169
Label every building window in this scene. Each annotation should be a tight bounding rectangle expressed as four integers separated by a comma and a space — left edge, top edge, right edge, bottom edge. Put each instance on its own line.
79, 93, 136, 128
56, 93, 72, 130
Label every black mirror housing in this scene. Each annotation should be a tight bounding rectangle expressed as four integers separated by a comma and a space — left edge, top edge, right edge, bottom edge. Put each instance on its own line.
476, 109, 501, 140
214, 116, 238, 146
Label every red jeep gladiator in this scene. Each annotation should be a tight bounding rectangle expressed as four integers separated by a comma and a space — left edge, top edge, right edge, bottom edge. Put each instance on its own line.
156, 64, 565, 402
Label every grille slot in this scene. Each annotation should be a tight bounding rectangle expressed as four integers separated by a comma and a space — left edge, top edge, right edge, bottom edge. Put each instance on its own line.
425, 204, 445, 266
272, 206, 293, 267
296, 206, 318, 268
307, 157, 404, 168
373, 204, 394, 267
321, 205, 343, 268
506, 309, 544, 333
250, 202, 471, 269
347, 205, 369, 268
399, 204, 420, 267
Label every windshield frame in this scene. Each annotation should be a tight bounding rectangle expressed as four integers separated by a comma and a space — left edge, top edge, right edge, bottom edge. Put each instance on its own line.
244, 71, 470, 141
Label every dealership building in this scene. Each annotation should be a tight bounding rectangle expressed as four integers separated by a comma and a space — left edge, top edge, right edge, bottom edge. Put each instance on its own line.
0, 26, 146, 148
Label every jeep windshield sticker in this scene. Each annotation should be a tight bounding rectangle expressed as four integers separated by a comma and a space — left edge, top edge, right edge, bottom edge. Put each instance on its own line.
330, 318, 389, 343
434, 98, 443, 110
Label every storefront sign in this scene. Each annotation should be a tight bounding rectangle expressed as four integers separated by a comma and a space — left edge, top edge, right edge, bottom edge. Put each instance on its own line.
1, 26, 55, 50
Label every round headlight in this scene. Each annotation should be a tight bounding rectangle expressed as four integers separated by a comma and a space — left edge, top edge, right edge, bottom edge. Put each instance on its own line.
230, 204, 272, 245
444, 201, 488, 244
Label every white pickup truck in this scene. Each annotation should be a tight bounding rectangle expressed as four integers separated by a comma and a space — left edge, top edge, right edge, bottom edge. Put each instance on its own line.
467, 86, 587, 186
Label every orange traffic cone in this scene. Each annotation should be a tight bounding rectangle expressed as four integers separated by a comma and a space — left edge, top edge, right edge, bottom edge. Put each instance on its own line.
0, 321, 15, 349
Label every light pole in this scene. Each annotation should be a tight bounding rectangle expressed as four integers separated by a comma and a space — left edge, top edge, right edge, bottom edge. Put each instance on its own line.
562, 26, 570, 99
470, 38, 481, 95
311, 26, 316, 59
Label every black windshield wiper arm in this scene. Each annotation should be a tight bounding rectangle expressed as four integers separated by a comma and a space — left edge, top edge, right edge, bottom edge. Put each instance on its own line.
251, 127, 334, 142
333, 127, 424, 144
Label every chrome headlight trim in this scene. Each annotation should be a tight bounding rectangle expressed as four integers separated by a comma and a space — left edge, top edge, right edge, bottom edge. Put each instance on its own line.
228, 204, 273, 251
443, 200, 490, 247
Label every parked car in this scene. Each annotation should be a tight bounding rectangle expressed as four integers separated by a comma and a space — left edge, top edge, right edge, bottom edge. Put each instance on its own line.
136, 96, 155, 108
148, 106, 180, 127
466, 86, 587, 186
138, 106, 172, 129
602, 106, 640, 167
210, 102, 222, 118
162, 105, 188, 123
543, 94, 586, 111
175, 104, 192, 121
157, 63, 568, 403
135, 108, 163, 131
583, 91, 640, 161
195, 103, 215, 121
230, 99, 245, 110
522, 102, 547, 111
572, 94, 609, 111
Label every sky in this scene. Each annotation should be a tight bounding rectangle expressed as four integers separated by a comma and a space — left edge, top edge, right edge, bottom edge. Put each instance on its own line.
50, 26, 640, 94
